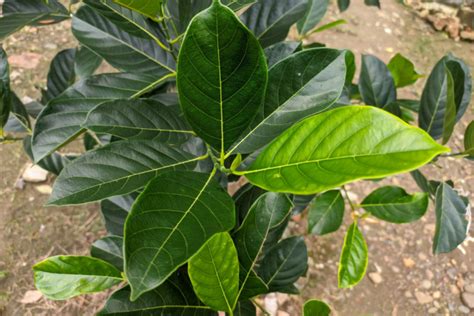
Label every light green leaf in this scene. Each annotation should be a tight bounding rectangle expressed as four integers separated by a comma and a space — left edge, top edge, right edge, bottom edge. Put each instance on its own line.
113, 0, 162, 20
189, 232, 239, 313
361, 186, 428, 223
308, 190, 345, 235
84, 99, 194, 142
358, 54, 396, 107
33, 256, 122, 300
124, 170, 235, 300
303, 299, 331, 316
387, 53, 422, 88
465, 121, 474, 157
297, 0, 329, 35
48, 140, 203, 205
91, 236, 124, 271
240, 106, 449, 195
177, 0, 267, 153
338, 222, 368, 288
433, 183, 470, 254
229, 49, 348, 154
310, 19, 347, 34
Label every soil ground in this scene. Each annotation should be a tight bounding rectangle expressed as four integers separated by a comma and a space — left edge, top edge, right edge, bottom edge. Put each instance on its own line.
0, 1, 473, 315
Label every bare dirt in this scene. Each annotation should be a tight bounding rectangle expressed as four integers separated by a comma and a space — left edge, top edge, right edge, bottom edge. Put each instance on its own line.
0, 1, 473, 315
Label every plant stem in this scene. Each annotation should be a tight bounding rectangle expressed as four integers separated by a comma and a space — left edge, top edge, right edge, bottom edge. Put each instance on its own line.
342, 185, 356, 212
159, 2, 178, 61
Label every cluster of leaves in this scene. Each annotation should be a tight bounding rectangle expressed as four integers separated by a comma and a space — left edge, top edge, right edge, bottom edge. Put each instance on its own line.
0, 0, 472, 315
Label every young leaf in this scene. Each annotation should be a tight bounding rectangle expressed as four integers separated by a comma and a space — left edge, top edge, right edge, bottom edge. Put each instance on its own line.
99, 273, 216, 315
387, 53, 422, 88
48, 140, 203, 205
240, 0, 308, 48
83, 99, 194, 142
338, 222, 368, 288
101, 195, 135, 236
124, 171, 235, 300
465, 121, 474, 157
433, 183, 470, 254
177, 0, 267, 153
233, 192, 293, 299
189, 232, 239, 313
113, 0, 163, 20
240, 106, 449, 195
33, 256, 122, 300
303, 299, 331, 316
358, 54, 396, 107
297, 0, 329, 35
42, 48, 77, 104
361, 186, 429, 223
256, 236, 308, 292
230, 49, 348, 154
0, 48, 12, 135
264, 41, 301, 68
91, 236, 124, 271
308, 190, 345, 235
31, 72, 162, 162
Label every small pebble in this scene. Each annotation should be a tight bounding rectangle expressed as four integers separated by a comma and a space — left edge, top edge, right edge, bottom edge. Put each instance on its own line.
415, 291, 433, 305
403, 257, 416, 268
461, 292, 474, 309
421, 280, 432, 289
433, 291, 441, 299
458, 305, 470, 314
368, 272, 383, 284
428, 307, 438, 314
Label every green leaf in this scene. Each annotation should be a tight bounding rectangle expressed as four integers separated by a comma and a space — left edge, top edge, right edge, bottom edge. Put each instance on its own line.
337, 0, 350, 12
303, 299, 331, 316
31, 72, 161, 162
297, 0, 329, 35
310, 19, 347, 34
23, 135, 71, 176
101, 195, 134, 236
308, 190, 345, 235
229, 49, 348, 154
48, 140, 203, 205
338, 222, 368, 288
442, 66, 457, 144
42, 48, 77, 104
113, 0, 162, 20
241, 0, 308, 48
177, 0, 267, 153
433, 183, 470, 254
393, 99, 420, 112
361, 186, 429, 223
74, 46, 103, 78
264, 41, 301, 68
232, 301, 256, 316
91, 236, 124, 271
0, 0, 69, 40
419, 54, 472, 140
234, 192, 293, 299
124, 170, 235, 300
233, 183, 266, 226
99, 273, 217, 315
0, 48, 12, 134
358, 54, 396, 107
240, 106, 449, 195
464, 121, 474, 157
33, 256, 122, 300
256, 236, 308, 292
84, 99, 193, 142
189, 232, 239, 313
72, 4, 174, 75
7, 93, 31, 132
387, 53, 422, 88
364, 0, 380, 8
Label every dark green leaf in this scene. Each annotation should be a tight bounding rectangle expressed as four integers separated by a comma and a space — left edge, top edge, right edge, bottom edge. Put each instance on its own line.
72, 4, 174, 75
189, 232, 239, 313
101, 195, 135, 236
337, 0, 350, 12
292, 194, 316, 214
256, 236, 307, 292
229, 49, 348, 154
231, 301, 256, 316
42, 48, 77, 104
48, 140, 203, 205
31, 72, 160, 162
0, 48, 12, 134
234, 192, 293, 299
297, 0, 329, 35
359, 54, 396, 107
23, 135, 71, 176
99, 273, 217, 315
75, 46, 103, 78
393, 99, 420, 112
233, 183, 265, 226
124, 170, 235, 300
338, 222, 368, 288
264, 41, 301, 68
433, 183, 470, 254
361, 186, 429, 223
464, 121, 474, 157
177, 0, 267, 153
241, 0, 308, 48
240, 106, 449, 194
382, 101, 402, 117
442, 66, 457, 144
303, 299, 331, 316
308, 190, 345, 235
364, 0, 380, 8
91, 236, 124, 271
33, 256, 122, 300
84, 99, 193, 142
387, 53, 422, 88
113, 0, 163, 20
6, 93, 31, 132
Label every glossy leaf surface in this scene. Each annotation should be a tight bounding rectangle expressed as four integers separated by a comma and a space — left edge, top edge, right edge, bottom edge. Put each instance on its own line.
75, 46, 103, 78
358, 54, 396, 107
264, 41, 301, 68
91, 236, 124, 271
113, 0, 162, 20
303, 299, 331, 316
189, 232, 239, 313
338, 223, 368, 288
42, 48, 77, 103
124, 171, 235, 300
177, 0, 267, 152
241, 106, 449, 194
297, 0, 329, 35
33, 256, 122, 300
387, 53, 422, 88
101, 195, 135, 236
308, 190, 345, 235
